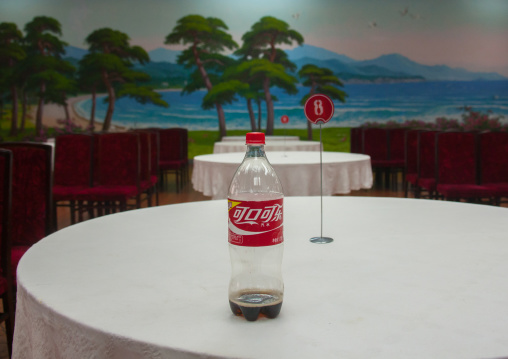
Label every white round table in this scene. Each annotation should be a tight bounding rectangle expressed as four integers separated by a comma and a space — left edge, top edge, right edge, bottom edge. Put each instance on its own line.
221, 135, 300, 142
13, 197, 508, 358
213, 141, 321, 154
192, 151, 373, 199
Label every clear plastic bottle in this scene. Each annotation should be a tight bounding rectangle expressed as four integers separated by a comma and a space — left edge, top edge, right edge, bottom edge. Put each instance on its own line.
227, 132, 284, 321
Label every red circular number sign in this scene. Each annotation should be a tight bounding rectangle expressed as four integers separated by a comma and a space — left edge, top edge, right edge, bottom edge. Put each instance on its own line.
304, 94, 335, 124
281, 115, 289, 124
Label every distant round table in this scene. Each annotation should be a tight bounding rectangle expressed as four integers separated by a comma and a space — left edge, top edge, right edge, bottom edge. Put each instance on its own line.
221, 135, 300, 142
213, 140, 321, 154
13, 197, 508, 358
192, 151, 373, 199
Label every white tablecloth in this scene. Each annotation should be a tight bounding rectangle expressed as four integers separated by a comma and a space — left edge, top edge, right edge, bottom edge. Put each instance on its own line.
192, 151, 373, 199
13, 197, 508, 358
213, 141, 321, 153
221, 135, 300, 142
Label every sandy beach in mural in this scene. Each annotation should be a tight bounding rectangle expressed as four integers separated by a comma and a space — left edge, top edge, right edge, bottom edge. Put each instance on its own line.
31, 94, 122, 131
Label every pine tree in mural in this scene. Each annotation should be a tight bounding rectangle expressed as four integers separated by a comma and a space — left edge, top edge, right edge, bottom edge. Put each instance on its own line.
85, 28, 168, 132
24, 16, 67, 136
0, 22, 25, 136
236, 16, 303, 135
165, 15, 238, 138
298, 64, 347, 140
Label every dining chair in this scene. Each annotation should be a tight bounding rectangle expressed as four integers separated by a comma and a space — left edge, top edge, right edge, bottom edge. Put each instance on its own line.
52, 134, 94, 227
387, 128, 407, 189
435, 131, 494, 202
403, 129, 419, 197
478, 131, 508, 205
362, 127, 389, 187
350, 127, 362, 153
0, 149, 16, 357
416, 130, 439, 199
362, 127, 405, 189
136, 130, 157, 207
158, 128, 189, 192
84, 132, 145, 214
0, 143, 53, 286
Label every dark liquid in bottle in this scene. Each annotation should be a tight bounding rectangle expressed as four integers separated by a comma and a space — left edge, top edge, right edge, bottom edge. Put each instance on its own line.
229, 300, 283, 321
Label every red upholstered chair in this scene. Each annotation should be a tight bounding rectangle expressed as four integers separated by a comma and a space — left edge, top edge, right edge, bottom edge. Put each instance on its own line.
136, 131, 158, 207
84, 132, 145, 213
362, 127, 405, 189
403, 129, 419, 197
158, 128, 188, 192
0, 143, 53, 285
435, 131, 493, 202
387, 128, 407, 189
416, 130, 439, 199
350, 127, 362, 153
52, 134, 94, 227
0, 149, 15, 357
478, 131, 508, 204
147, 130, 160, 206
362, 127, 389, 187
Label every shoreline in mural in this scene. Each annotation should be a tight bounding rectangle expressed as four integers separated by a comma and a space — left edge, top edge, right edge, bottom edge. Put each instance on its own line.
71, 80, 508, 131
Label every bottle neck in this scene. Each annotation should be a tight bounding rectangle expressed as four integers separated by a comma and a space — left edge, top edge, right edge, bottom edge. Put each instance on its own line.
245, 145, 266, 158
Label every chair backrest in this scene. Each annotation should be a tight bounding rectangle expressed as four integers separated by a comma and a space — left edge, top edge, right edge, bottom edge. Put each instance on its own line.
362, 128, 388, 161
387, 128, 406, 161
478, 131, 508, 184
133, 129, 159, 177
136, 131, 151, 182
158, 128, 188, 162
350, 127, 362, 153
0, 143, 53, 246
148, 131, 160, 176
0, 149, 13, 278
417, 130, 439, 179
404, 129, 419, 175
95, 132, 141, 187
435, 131, 478, 185
54, 134, 94, 187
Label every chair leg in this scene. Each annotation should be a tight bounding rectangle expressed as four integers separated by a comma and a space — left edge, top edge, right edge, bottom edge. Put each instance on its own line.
52, 200, 58, 232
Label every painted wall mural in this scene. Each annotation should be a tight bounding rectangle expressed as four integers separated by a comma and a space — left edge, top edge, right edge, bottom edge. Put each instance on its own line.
1, 0, 508, 134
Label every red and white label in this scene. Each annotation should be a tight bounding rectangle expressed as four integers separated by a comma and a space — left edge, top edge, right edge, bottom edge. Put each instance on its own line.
228, 198, 283, 247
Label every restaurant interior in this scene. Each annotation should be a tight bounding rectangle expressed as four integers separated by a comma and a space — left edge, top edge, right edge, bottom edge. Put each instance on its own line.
1, 0, 508, 358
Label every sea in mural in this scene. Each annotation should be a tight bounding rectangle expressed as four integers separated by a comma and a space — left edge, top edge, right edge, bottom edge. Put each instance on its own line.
75, 80, 508, 130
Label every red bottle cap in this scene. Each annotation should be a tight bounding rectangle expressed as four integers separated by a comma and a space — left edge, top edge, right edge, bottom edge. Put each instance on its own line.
246, 132, 265, 145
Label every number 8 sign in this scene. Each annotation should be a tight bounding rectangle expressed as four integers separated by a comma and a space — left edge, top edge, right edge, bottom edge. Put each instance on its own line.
304, 94, 335, 124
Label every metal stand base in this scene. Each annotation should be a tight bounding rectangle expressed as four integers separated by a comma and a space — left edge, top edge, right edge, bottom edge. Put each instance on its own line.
310, 236, 334, 244
310, 124, 333, 245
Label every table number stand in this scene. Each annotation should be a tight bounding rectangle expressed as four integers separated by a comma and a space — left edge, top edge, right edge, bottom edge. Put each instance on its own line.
304, 95, 335, 244
281, 115, 289, 157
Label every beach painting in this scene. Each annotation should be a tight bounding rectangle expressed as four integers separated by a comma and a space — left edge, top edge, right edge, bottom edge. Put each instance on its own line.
2, 0, 508, 134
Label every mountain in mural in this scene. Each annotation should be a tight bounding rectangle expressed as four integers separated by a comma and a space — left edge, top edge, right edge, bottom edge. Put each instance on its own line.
64, 44, 506, 84
355, 53, 506, 81
284, 44, 357, 64
286, 45, 506, 82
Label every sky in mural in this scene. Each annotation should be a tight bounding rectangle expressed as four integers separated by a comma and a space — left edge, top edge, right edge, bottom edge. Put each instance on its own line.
1, 0, 508, 76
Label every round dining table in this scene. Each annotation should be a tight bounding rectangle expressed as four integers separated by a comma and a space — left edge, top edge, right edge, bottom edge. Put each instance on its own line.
213, 140, 321, 154
13, 197, 508, 358
192, 151, 373, 199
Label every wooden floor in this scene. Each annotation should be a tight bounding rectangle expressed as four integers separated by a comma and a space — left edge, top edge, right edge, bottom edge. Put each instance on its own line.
1, 165, 505, 358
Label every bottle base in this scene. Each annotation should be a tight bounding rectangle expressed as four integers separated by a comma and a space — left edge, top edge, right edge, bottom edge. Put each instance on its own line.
229, 300, 283, 321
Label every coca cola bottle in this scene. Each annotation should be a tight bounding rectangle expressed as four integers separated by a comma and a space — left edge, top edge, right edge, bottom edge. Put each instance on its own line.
227, 132, 284, 321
